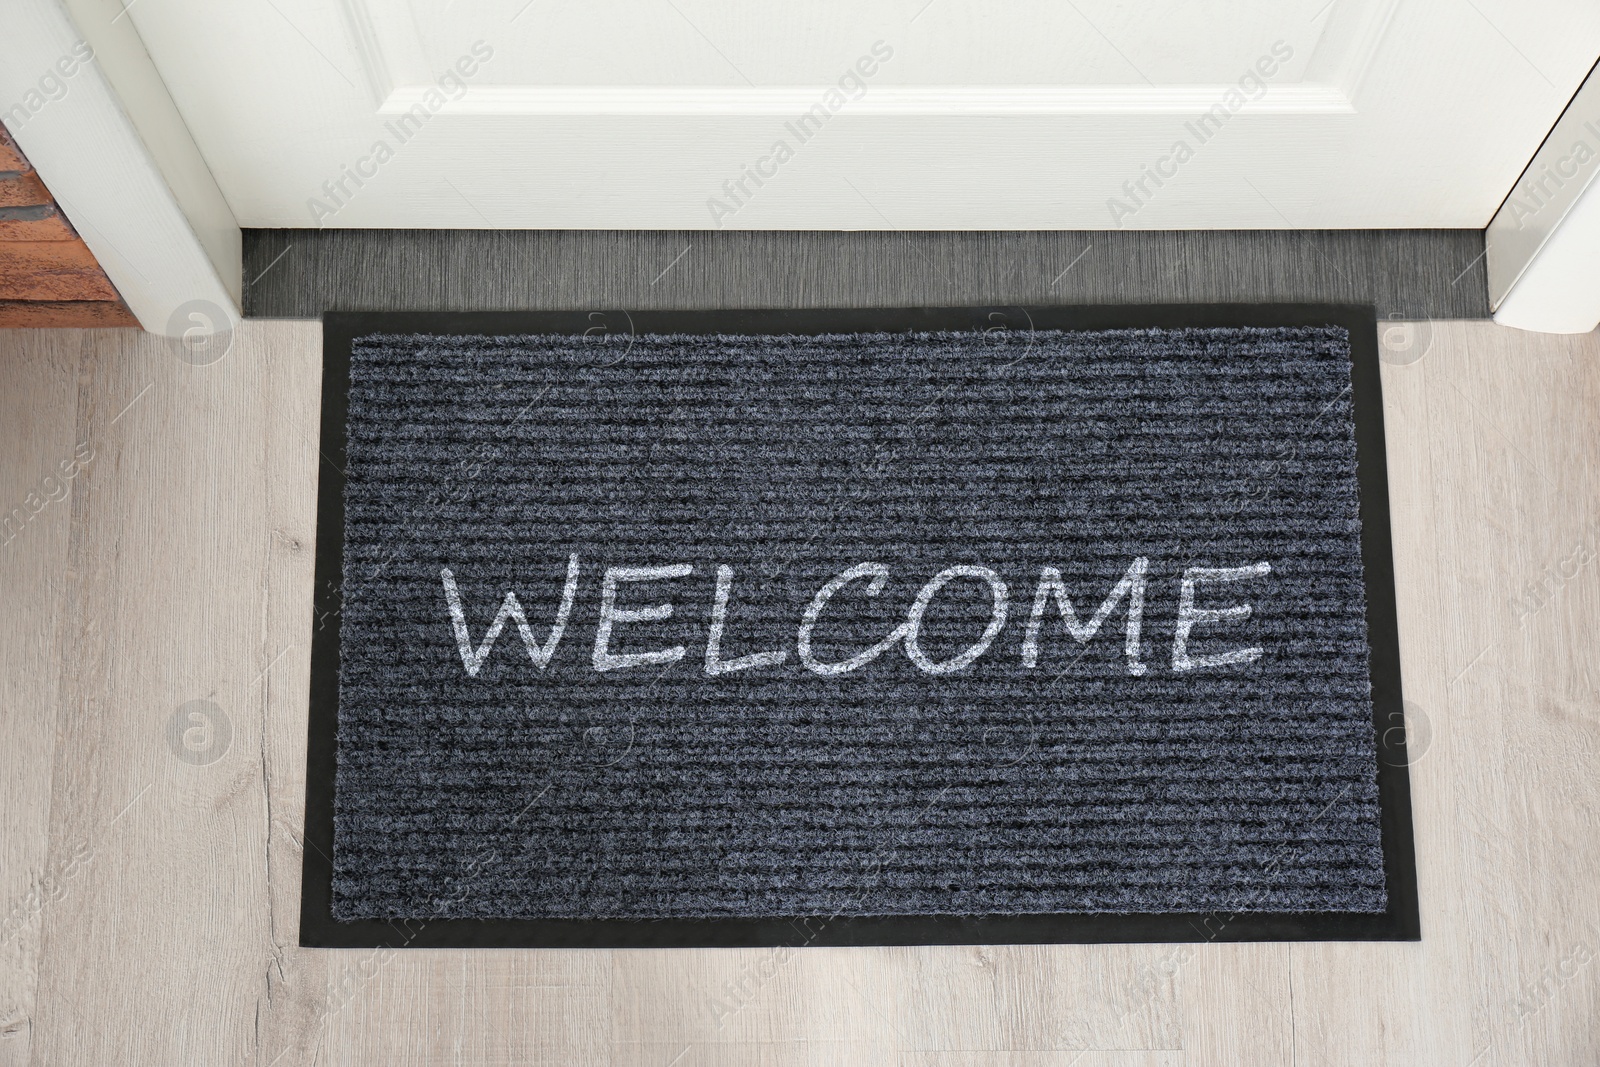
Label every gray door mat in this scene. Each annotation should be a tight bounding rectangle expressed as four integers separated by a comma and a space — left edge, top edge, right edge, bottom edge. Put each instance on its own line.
300, 305, 1419, 948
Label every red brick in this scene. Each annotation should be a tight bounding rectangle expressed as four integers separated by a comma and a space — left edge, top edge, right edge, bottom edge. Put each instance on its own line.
0, 299, 139, 328
0, 242, 122, 301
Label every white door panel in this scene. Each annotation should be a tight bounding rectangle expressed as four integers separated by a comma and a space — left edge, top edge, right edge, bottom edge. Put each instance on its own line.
120, 0, 1600, 229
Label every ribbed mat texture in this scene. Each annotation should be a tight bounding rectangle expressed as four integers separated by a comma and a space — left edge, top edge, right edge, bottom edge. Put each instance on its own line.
332, 326, 1387, 920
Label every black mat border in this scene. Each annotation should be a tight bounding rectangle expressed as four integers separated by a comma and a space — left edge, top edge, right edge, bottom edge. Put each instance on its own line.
301, 304, 1420, 949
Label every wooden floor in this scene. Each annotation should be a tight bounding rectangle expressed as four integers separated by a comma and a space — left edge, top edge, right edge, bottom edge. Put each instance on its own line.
1, 319, 1597, 1065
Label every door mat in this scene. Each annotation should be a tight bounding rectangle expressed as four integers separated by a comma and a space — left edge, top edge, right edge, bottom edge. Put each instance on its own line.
301, 305, 1418, 948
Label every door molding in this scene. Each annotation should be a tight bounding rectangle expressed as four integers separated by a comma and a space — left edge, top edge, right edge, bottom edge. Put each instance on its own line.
343, 0, 1394, 118
1488, 57, 1600, 334
0, 0, 240, 335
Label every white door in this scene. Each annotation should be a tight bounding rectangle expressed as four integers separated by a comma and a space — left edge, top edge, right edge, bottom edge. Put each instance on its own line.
121, 0, 1599, 230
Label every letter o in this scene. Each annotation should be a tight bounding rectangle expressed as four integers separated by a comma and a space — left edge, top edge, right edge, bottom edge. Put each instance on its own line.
903, 565, 1008, 675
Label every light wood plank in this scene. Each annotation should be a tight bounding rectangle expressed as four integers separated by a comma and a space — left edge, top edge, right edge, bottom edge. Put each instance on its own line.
0, 330, 82, 1066
1178, 943, 1292, 1067
249, 320, 333, 1067
21, 325, 278, 1065
618, 1041, 900, 1066
613, 942, 1178, 1055
1422, 323, 1600, 1067
1283, 322, 1600, 1065
905, 1054, 1183, 1067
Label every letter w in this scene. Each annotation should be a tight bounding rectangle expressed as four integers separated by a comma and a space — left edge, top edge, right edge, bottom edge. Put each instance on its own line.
440, 556, 579, 676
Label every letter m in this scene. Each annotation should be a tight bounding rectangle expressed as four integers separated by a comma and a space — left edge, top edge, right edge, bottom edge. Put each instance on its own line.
1021, 558, 1149, 675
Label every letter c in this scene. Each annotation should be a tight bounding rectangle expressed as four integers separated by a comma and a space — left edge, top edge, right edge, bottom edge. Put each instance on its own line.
797, 563, 906, 675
